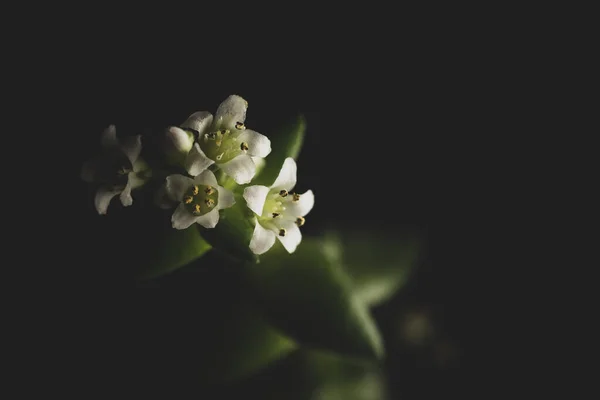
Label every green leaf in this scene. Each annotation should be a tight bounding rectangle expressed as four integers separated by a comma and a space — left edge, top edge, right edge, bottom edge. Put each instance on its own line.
138, 251, 297, 384
135, 224, 212, 280
198, 195, 258, 263
244, 239, 384, 360
326, 229, 422, 307
208, 349, 387, 400
251, 114, 306, 187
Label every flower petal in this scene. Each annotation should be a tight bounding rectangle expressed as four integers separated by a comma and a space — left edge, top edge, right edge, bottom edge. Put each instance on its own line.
193, 169, 218, 187
215, 95, 248, 129
275, 220, 302, 254
249, 220, 277, 255
238, 130, 271, 158
120, 134, 142, 165
285, 190, 315, 217
166, 174, 194, 202
243, 185, 270, 216
94, 186, 121, 215
195, 208, 220, 228
219, 154, 256, 184
270, 157, 297, 191
185, 142, 214, 176
216, 186, 235, 210
119, 182, 133, 207
171, 203, 199, 230
180, 111, 214, 136
101, 125, 118, 148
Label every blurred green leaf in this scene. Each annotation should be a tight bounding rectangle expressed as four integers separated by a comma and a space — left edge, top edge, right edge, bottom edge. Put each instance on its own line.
138, 251, 297, 384
326, 230, 422, 307
198, 196, 258, 263
244, 239, 384, 360
206, 349, 387, 400
135, 224, 212, 280
250, 114, 306, 187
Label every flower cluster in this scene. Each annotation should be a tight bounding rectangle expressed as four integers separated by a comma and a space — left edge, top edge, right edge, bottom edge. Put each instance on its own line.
81, 95, 314, 256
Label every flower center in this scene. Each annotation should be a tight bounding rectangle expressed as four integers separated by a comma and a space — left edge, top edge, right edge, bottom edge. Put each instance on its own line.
258, 189, 306, 228
95, 150, 133, 189
182, 184, 219, 216
198, 127, 248, 163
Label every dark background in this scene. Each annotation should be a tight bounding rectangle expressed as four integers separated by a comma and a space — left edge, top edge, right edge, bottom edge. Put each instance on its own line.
25, 37, 476, 397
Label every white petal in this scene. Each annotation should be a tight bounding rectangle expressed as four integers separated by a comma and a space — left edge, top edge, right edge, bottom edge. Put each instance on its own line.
249, 220, 277, 255
171, 203, 199, 230
243, 185, 270, 216
193, 169, 218, 187
215, 94, 248, 128
216, 186, 235, 210
119, 182, 133, 207
132, 158, 150, 174
180, 111, 213, 135
94, 186, 120, 215
270, 157, 297, 191
185, 142, 214, 176
219, 154, 256, 184
166, 126, 194, 153
276, 221, 302, 254
238, 130, 271, 158
285, 190, 315, 217
120, 134, 142, 164
101, 125, 118, 148
165, 174, 194, 202
195, 208, 220, 228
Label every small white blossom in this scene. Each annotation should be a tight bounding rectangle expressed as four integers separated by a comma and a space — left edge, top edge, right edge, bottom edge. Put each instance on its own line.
81, 125, 151, 215
243, 157, 314, 255
172, 95, 271, 184
164, 170, 235, 230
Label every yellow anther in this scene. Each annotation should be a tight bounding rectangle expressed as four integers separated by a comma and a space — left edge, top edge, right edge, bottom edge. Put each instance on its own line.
292, 193, 300, 202
194, 204, 201, 214
206, 132, 216, 139
278, 228, 286, 237
192, 185, 199, 195
223, 129, 230, 135
204, 186, 214, 195
215, 139, 222, 146
240, 142, 249, 151
184, 196, 193, 204
204, 198, 215, 207
295, 216, 305, 227
279, 190, 288, 197
272, 212, 280, 218
235, 122, 246, 130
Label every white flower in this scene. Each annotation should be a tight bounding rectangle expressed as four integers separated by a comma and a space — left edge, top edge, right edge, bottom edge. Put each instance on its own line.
164, 170, 235, 230
172, 95, 271, 184
243, 157, 314, 255
81, 125, 151, 215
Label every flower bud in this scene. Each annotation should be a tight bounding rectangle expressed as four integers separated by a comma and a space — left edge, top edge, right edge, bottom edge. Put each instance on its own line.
166, 126, 194, 154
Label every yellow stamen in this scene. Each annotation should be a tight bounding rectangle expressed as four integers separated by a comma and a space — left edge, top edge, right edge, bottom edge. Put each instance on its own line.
292, 193, 300, 202
194, 204, 201, 214
204, 186, 214, 195
205, 198, 215, 207
184, 196, 193, 204
235, 122, 246, 130
278, 228, 286, 237
192, 185, 199, 195
272, 213, 280, 218
279, 190, 288, 197
240, 142, 249, 151
295, 217, 305, 227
